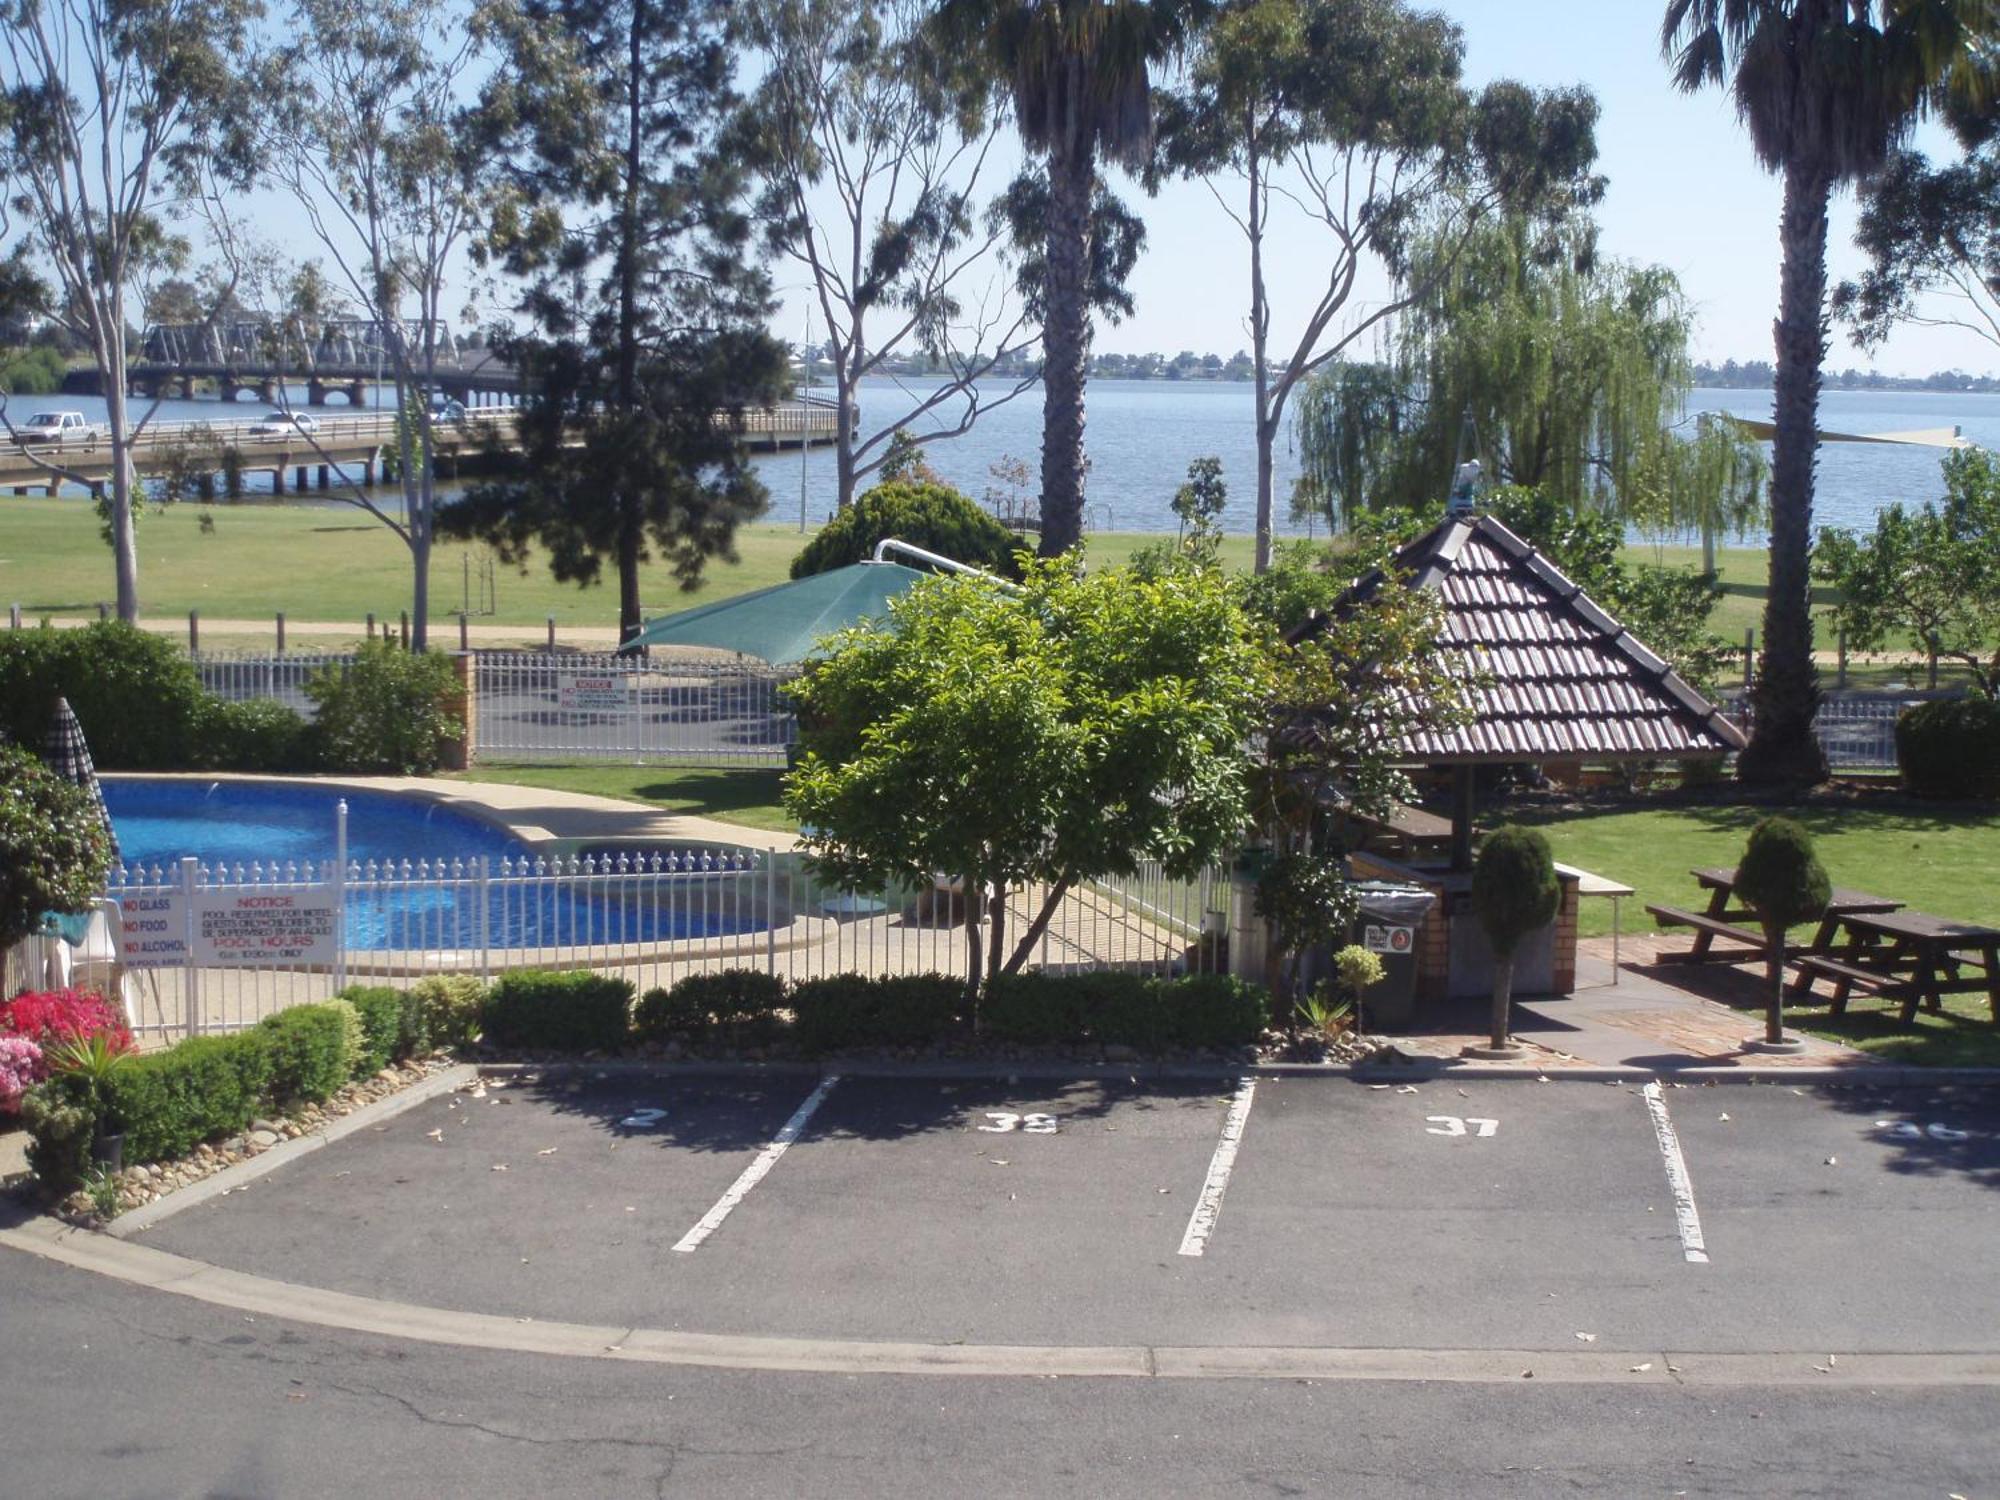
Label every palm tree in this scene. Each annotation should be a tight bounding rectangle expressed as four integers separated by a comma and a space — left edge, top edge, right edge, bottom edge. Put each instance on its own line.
939, 0, 1206, 555
1661, 0, 1990, 785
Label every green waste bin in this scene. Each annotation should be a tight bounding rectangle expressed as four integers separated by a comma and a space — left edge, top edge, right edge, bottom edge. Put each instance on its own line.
1348, 882, 1436, 1029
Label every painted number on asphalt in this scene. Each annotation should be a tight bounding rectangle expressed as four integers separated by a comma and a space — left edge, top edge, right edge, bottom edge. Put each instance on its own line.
977, 1112, 1059, 1134
620, 1108, 668, 1128
1426, 1115, 1498, 1138
1878, 1120, 1970, 1142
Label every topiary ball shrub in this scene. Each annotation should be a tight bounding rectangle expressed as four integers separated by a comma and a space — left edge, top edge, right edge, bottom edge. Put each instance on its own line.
481, 971, 634, 1053
1472, 826, 1560, 1051
789, 480, 1024, 580
1897, 697, 2000, 800
1734, 817, 1832, 934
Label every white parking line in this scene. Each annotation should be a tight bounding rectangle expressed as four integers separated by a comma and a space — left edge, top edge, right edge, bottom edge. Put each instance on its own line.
1642, 1081, 1710, 1265
1179, 1077, 1257, 1258
672, 1075, 841, 1254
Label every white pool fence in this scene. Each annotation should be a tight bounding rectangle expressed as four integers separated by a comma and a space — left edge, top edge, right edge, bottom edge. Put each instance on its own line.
88, 836, 1227, 1044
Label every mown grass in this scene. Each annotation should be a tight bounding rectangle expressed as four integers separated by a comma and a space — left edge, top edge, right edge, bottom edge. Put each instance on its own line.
443, 763, 795, 833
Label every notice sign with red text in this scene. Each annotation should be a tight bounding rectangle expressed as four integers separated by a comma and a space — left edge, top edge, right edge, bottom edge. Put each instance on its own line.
193, 890, 339, 966
558, 672, 631, 713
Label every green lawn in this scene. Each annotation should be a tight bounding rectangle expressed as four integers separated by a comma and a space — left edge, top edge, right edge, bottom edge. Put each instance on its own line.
444, 763, 795, 833
1499, 799, 2000, 1066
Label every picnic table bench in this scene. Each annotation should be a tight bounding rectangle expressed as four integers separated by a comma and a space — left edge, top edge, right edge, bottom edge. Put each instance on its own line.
1790, 909, 2000, 1025
1647, 866, 1903, 966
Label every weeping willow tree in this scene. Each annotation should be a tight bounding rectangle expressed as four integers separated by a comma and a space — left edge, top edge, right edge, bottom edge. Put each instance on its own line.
1292, 214, 1763, 567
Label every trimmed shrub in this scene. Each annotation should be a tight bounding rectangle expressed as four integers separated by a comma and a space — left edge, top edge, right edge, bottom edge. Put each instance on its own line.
481, 971, 633, 1053
0, 750, 118, 949
195, 696, 314, 773
635, 969, 788, 1044
325, 999, 366, 1075
0, 1035, 45, 1114
981, 972, 1085, 1046
1055, 972, 1160, 1049
1734, 817, 1832, 934
305, 640, 464, 775
20, 1070, 94, 1193
0, 622, 209, 769
1897, 697, 2000, 800
790, 972, 963, 1053
788, 479, 1024, 580
407, 975, 486, 1049
337, 986, 403, 1074
395, 988, 434, 1061
0, 988, 134, 1054
106, 1032, 274, 1164
1155, 974, 1270, 1048
256, 1004, 354, 1105
1472, 827, 1560, 958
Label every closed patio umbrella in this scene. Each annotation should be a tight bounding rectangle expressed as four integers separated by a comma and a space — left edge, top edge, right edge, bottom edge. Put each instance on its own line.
43, 696, 119, 864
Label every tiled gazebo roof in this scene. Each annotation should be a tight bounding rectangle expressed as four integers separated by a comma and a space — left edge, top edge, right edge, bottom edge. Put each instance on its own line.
1298, 512, 1747, 763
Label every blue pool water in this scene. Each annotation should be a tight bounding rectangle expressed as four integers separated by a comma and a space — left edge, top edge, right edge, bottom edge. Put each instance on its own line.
100, 779, 767, 950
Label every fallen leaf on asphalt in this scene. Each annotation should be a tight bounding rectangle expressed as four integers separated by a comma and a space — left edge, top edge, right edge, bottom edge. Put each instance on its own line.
1825, 1156, 1838, 1166
1665, 1363, 1682, 1374
624, 1205, 635, 1212
1521, 1369, 1534, 1379
491, 1164, 508, 1172
1396, 1085, 1418, 1095
1813, 1364, 1832, 1374
1630, 1363, 1653, 1373
990, 1159, 1009, 1167
1537, 1076, 1551, 1084
1455, 1088, 1469, 1098
426, 1129, 443, 1141
1718, 1113, 1730, 1122
1575, 1333, 1597, 1343
537, 1147, 558, 1156
1369, 1084, 1389, 1091
1827, 1354, 1837, 1366
1157, 1187, 1171, 1194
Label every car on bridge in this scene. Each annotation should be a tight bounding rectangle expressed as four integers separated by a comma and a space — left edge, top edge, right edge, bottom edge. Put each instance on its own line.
14, 411, 98, 446
249, 411, 321, 437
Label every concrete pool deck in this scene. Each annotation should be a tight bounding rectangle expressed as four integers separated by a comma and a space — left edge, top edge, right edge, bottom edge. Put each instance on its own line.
104, 772, 799, 856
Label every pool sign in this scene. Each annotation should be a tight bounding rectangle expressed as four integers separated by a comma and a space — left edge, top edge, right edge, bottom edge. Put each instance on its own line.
193, 889, 339, 966
558, 672, 631, 713
1364, 923, 1414, 955
117, 892, 188, 970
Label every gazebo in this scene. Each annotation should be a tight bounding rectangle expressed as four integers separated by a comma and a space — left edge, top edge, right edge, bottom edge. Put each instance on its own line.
1292, 510, 1746, 1001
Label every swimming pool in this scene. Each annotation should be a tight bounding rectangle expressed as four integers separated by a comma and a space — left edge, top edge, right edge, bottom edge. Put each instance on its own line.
100, 779, 771, 951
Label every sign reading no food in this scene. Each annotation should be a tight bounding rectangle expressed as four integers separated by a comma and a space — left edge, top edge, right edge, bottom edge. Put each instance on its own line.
193, 890, 340, 966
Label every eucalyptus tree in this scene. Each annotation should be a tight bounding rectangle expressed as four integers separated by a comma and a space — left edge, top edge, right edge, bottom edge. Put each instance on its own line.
444, 0, 788, 642
1291, 215, 1765, 568
1160, 0, 1601, 572
751, 0, 1040, 511
1838, 139, 2000, 354
0, 0, 257, 621
935, 0, 1207, 556
245, 0, 485, 650
1662, 0, 1993, 786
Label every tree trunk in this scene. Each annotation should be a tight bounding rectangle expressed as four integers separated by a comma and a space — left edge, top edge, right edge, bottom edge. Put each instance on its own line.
964, 895, 986, 1016
1765, 923, 1786, 1046
1489, 950, 1515, 1051
1247, 116, 1274, 575
1037, 146, 1094, 557
103, 347, 140, 622
986, 883, 1007, 988
618, 506, 643, 645
1739, 160, 1832, 787
835, 359, 858, 511
613, 0, 646, 647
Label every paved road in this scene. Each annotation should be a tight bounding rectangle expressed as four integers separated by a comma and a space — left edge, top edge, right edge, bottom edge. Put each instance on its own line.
6, 1073, 1999, 1497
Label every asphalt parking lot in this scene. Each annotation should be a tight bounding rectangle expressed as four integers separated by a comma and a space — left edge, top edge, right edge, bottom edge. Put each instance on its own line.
134, 1071, 2000, 1359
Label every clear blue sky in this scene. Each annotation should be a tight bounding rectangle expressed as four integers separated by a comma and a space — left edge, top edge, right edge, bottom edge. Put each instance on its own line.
774, 1, 1990, 382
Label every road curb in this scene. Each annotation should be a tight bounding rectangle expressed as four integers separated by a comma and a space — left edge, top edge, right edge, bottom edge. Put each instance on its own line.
474, 1059, 2000, 1087
107, 1064, 477, 1239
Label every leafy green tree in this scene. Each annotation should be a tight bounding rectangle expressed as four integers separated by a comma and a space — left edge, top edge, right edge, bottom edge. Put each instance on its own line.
1291, 216, 1764, 567
749, 0, 1038, 510
0, 0, 255, 622
1161, 0, 1602, 572
1814, 448, 2000, 697
304, 640, 463, 775
445, 0, 789, 642
1661, 0, 1990, 786
1839, 139, 2000, 357
248, 0, 488, 651
785, 554, 1265, 1003
1471, 826, 1558, 1053
934, 0, 1202, 557
0, 745, 115, 949
788, 479, 1025, 579
1732, 816, 1830, 1047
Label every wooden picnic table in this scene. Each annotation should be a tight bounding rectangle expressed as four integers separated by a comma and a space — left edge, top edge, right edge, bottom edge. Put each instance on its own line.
1648, 867, 1903, 965
1791, 908, 2000, 1025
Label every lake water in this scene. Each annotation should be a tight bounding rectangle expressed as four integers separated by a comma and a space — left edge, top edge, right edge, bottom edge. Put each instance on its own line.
9, 378, 1993, 541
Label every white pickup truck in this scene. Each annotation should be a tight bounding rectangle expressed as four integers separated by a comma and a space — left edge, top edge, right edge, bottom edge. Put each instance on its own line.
15, 411, 99, 446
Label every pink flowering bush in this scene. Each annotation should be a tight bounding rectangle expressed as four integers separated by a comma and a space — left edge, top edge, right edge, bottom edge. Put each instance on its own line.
0, 989, 134, 1055
0, 1035, 45, 1115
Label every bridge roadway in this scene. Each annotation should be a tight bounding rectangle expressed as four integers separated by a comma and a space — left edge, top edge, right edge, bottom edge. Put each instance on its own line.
0, 402, 838, 495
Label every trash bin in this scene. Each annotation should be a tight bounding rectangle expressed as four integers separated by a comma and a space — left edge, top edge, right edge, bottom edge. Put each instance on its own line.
1348, 882, 1437, 1028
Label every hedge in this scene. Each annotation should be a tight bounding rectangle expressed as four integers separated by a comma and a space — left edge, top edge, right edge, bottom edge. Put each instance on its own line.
983, 972, 1268, 1049
107, 1032, 275, 1164
257, 1004, 355, 1105
789, 972, 964, 1053
338, 986, 404, 1073
635, 970, 787, 1044
480, 971, 634, 1053
1897, 697, 2000, 800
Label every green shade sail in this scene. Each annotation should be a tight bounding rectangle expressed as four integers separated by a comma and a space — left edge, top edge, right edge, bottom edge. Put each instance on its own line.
619, 561, 931, 665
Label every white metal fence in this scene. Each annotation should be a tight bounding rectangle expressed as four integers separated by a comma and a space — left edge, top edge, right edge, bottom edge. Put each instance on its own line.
1720, 692, 1945, 770
468, 651, 795, 765
193, 651, 351, 719
97, 848, 1225, 1043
